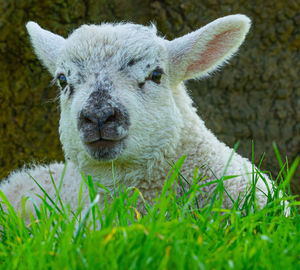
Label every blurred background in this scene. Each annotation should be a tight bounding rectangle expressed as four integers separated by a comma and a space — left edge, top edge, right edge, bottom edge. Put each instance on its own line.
0, 0, 299, 195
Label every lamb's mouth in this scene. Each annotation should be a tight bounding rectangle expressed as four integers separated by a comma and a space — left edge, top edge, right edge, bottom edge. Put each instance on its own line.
85, 138, 121, 149
82, 137, 127, 160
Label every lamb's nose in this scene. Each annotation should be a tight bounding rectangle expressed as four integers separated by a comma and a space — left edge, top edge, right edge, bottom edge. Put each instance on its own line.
81, 110, 116, 130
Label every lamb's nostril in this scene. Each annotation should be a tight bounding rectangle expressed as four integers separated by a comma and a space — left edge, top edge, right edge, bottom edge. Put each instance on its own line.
84, 116, 95, 124
81, 113, 99, 125
105, 114, 116, 124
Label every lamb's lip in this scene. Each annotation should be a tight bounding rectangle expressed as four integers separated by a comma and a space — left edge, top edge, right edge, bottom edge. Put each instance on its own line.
83, 137, 126, 149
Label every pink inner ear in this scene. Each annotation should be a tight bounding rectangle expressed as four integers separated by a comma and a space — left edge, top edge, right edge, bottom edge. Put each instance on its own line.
186, 28, 240, 74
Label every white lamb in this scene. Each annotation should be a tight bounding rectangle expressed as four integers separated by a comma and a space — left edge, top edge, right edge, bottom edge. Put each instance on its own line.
1, 15, 274, 217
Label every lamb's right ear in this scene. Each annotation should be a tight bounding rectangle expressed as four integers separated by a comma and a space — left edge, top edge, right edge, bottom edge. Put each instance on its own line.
26, 22, 66, 76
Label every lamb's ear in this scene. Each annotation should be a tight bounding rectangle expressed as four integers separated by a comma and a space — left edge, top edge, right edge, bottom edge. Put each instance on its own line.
167, 15, 251, 85
26, 22, 66, 76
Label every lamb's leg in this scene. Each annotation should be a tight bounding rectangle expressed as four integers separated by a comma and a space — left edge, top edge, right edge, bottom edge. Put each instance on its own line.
208, 151, 272, 210
0, 162, 85, 222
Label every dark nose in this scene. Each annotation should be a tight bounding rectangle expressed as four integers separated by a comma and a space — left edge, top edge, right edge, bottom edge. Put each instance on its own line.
80, 109, 116, 130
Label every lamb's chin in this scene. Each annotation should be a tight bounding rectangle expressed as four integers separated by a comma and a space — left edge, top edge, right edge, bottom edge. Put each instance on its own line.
83, 138, 127, 161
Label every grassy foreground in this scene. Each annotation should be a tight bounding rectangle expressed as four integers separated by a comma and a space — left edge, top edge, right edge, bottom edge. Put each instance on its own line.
0, 152, 299, 270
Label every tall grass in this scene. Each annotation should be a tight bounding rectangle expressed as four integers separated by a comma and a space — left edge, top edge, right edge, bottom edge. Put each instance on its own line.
0, 147, 299, 270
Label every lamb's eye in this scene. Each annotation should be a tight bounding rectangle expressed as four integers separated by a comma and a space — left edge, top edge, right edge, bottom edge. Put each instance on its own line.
57, 74, 68, 89
150, 68, 163, 84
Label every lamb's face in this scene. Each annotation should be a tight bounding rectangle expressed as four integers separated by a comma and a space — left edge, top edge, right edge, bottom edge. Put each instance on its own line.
56, 24, 181, 163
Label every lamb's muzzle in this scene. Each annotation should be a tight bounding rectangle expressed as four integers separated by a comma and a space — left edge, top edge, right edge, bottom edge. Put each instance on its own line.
78, 92, 130, 160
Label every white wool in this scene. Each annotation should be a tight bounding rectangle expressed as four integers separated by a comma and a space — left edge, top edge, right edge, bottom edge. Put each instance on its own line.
1, 15, 274, 219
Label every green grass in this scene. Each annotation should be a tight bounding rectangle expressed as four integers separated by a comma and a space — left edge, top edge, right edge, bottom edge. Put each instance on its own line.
0, 149, 299, 270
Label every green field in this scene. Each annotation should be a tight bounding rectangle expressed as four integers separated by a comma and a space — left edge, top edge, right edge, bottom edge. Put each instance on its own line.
0, 152, 299, 270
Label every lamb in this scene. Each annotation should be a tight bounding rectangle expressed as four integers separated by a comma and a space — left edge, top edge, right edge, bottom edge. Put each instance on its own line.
0, 15, 274, 217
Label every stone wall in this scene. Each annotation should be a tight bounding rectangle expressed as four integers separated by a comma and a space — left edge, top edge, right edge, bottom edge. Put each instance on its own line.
0, 0, 299, 194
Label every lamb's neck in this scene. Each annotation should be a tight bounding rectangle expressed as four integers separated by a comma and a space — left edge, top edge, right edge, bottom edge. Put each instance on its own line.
173, 83, 234, 179
173, 83, 218, 150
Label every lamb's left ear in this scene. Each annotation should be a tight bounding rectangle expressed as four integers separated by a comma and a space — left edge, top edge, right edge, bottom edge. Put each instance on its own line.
167, 15, 251, 85
26, 22, 66, 76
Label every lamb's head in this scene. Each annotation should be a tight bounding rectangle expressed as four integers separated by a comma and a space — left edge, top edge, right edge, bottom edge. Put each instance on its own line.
26, 15, 250, 167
